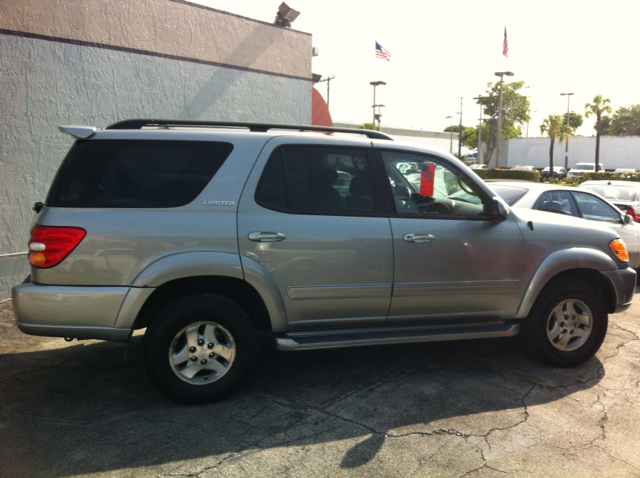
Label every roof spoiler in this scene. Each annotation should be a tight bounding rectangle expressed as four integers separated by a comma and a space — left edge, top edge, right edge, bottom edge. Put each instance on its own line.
58, 126, 97, 139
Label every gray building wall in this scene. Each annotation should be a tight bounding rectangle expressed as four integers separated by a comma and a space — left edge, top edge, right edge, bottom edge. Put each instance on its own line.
0, 0, 312, 298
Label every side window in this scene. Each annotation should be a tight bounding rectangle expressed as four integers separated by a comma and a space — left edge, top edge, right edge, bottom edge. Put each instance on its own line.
572, 192, 622, 223
255, 146, 375, 214
379, 151, 486, 217
534, 190, 579, 216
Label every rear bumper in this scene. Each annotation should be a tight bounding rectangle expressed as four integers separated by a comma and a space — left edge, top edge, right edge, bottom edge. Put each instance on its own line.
11, 282, 153, 342
601, 267, 637, 313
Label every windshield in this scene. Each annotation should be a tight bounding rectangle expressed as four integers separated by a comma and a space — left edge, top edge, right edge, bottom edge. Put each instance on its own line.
573, 164, 595, 171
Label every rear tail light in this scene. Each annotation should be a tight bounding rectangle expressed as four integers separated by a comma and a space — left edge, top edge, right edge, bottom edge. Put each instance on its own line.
609, 238, 629, 262
625, 208, 639, 222
28, 225, 86, 268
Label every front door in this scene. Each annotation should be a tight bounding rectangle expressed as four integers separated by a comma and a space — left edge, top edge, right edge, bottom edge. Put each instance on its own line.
376, 149, 526, 323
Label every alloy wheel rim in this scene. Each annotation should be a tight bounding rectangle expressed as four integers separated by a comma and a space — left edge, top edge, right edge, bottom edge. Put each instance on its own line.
168, 321, 236, 385
546, 299, 593, 352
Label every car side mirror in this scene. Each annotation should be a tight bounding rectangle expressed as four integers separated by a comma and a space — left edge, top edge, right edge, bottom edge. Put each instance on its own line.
624, 214, 634, 225
490, 196, 509, 222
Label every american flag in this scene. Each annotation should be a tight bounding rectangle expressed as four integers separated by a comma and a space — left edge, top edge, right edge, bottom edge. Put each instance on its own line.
503, 27, 508, 57
375, 42, 391, 61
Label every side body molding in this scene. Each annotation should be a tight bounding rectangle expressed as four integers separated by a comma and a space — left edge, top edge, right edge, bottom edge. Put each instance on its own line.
515, 247, 619, 318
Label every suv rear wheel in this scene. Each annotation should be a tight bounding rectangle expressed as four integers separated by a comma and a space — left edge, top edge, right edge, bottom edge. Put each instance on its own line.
143, 293, 257, 404
522, 279, 608, 367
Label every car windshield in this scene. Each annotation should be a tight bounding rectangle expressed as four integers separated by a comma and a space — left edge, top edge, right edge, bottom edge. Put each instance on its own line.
580, 184, 639, 202
573, 164, 594, 171
489, 185, 529, 206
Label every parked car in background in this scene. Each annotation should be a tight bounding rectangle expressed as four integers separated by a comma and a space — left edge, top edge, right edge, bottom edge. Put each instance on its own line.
469, 163, 488, 169
567, 162, 605, 179
614, 168, 636, 174
511, 165, 535, 170
580, 180, 640, 222
540, 166, 567, 179
487, 180, 640, 268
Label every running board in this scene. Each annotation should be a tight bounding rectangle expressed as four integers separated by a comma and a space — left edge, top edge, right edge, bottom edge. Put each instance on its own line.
275, 321, 520, 351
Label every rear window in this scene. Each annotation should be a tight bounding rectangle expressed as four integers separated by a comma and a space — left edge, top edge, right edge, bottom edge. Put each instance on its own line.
489, 185, 528, 206
47, 140, 233, 208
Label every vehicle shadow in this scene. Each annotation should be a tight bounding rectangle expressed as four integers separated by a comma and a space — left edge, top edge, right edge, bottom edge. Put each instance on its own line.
0, 330, 606, 477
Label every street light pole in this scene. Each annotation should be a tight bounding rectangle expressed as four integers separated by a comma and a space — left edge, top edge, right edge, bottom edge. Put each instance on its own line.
473, 96, 483, 164
374, 104, 385, 130
494, 71, 514, 168
561, 92, 574, 170
370, 81, 386, 128
446, 116, 454, 153
458, 97, 463, 158
318, 76, 335, 108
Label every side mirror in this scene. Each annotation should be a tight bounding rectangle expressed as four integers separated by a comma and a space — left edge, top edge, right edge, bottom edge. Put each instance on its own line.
490, 196, 509, 222
624, 214, 634, 225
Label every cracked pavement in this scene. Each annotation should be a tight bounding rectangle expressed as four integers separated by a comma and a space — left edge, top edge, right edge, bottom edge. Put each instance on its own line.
1, 288, 639, 478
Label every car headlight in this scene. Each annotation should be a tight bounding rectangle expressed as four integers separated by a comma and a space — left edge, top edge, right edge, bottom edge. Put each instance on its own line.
609, 238, 629, 262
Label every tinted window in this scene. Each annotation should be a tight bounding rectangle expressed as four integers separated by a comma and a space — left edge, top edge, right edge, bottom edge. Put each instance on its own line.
255, 146, 375, 214
47, 140, 233, 208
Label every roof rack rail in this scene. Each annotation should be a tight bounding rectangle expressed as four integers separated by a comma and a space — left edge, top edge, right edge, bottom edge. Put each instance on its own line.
105, 119, 394, 140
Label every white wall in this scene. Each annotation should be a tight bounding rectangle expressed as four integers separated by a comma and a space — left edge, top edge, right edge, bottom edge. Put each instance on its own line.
489, 136, 640, 170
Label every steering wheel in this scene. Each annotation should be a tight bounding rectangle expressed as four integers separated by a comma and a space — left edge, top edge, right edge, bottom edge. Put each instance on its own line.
418, 200, 450, 215
457, 176, 476, 195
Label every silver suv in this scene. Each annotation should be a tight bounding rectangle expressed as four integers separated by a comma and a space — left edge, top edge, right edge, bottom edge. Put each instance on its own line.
12, 120, 636, 404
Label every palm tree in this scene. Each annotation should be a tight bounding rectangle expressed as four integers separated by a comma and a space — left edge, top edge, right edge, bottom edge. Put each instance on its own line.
585, 94, 612, 170
540, 114, 571, 178
611, 104, 640, 136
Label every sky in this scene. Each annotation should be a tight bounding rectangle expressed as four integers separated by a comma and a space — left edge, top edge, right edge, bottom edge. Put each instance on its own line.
198, 0, 640, 138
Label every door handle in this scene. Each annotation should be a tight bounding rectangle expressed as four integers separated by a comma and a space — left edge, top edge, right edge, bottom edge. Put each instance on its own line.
248, 232, 286, 242
403, 233, 435, 243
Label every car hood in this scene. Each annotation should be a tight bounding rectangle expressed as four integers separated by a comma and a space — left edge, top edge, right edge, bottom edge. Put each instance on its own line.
510, 206, 616, 234
509, 205, 622, 248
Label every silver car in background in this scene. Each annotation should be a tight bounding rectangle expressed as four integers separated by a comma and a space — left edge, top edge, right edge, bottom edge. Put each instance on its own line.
580, 180, 640, 223
567, 162, 605, 179
488, 180, 640, 268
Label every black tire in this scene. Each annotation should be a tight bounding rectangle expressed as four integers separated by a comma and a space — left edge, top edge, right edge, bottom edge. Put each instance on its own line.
144, 293, 257, 404
521, 278, 608, 367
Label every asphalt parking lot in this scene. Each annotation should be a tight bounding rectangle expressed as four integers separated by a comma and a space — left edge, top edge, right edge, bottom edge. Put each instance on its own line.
1, 290, 639, 478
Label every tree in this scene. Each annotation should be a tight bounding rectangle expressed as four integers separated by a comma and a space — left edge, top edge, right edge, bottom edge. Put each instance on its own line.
444, 125, 476, 148
585, 94, 612, 170
359, 122, 380, 131
610, 104, 640, 136
567, 112, 584, 130
540, 114, 571, 177
475, 81, 530, 165
443, 125, 464, 133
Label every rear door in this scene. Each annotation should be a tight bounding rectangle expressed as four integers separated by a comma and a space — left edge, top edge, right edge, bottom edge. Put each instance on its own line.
237, 137, 394, 331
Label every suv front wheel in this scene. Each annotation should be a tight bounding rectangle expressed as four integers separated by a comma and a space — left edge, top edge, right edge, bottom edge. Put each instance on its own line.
143, 293, 257, 404
522, 279, 608, 367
